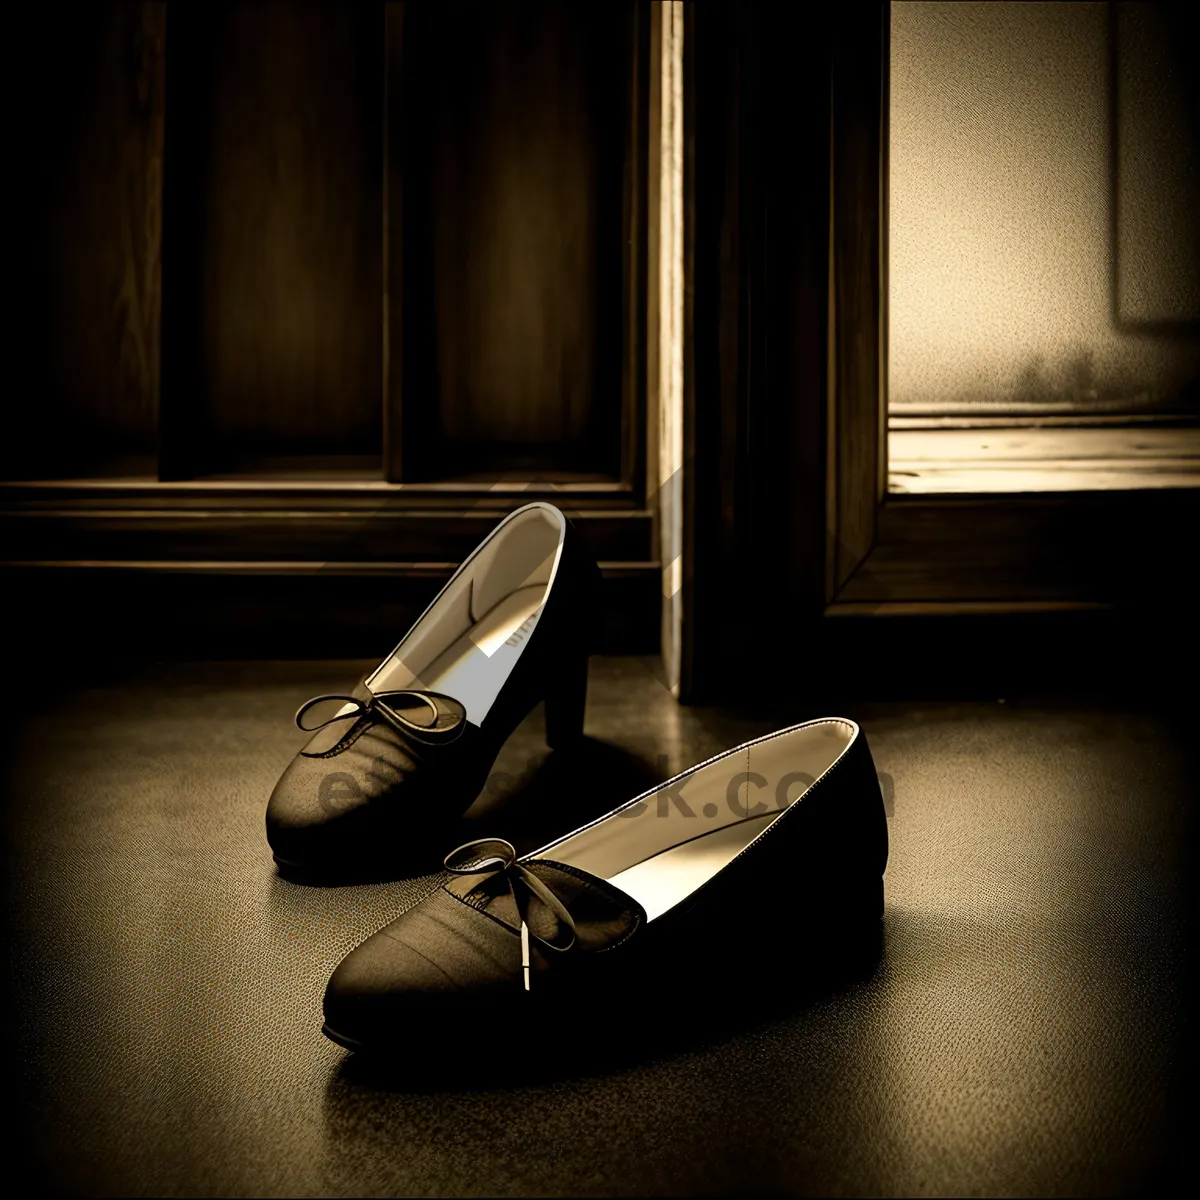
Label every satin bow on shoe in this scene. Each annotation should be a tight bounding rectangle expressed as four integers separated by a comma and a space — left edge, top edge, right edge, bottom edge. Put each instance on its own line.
294, 690, 468, 745
444, 838, 578, 991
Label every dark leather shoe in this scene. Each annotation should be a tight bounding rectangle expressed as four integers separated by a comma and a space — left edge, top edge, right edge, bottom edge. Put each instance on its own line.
266, 502, 600, 880
321, 718, 888, 1052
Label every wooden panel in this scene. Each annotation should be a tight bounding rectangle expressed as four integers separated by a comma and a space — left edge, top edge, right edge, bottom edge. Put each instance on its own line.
681, 0, 749, 700
383, 3, 404, 485
0, 492, 653, 567
161, 1, 383, 477
680, 2, 838, 699
835, 489, 1200, 605
3, 564, 661, 659
0, 473, 662, 656
9, 2, 164, 480
828, 2, 887, 596
0, 477, 651, 566
388, 1, 634, 481
622, 2, 651, 499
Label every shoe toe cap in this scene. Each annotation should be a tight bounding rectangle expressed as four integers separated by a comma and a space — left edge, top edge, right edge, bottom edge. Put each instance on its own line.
322, 887, 529, 1051
266, 723, 473, 874
265, 741, 427, 873
265, 755, 370, 867
322, 925, 469, 1048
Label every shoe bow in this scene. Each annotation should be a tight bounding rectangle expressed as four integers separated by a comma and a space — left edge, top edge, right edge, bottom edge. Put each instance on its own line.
443, 837, 577, 991
294, 689, 467, 745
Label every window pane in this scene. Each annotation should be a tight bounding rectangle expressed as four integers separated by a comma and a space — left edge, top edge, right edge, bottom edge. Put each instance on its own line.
888, 1, 1200, 416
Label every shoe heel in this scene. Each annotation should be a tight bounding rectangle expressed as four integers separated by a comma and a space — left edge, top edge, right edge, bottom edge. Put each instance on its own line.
544, 649, 589, 750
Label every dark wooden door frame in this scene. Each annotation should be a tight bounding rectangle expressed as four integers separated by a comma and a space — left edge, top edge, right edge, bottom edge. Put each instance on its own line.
821, 2, 1199, 619
680, 0, 1200, 701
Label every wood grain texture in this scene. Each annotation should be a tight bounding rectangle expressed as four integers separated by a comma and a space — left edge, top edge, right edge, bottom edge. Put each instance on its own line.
160, 0, 383, 476
10, 1, 164, 480
889, 426, 1200, 492
836, 489, 1200, 604
829, 2, 887, 597
389, 1, 634, 481
680, 2, 835, 699
621, 2, 651, 495
0, 497, 653, 567
0, 477, 653, 592
2, 565, 660, 658
681, 0, 745, 700
383, 2, 404, 483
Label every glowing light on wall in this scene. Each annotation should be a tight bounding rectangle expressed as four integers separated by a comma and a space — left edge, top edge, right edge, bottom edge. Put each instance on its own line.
889, 1, 1199, 411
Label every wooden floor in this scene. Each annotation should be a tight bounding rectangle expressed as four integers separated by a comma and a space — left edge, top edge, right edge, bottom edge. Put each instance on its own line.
2, 656, 1192, 1196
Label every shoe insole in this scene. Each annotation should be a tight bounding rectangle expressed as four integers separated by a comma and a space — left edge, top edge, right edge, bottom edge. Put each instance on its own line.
414, 585, 546, 720
607, 811, 782, 922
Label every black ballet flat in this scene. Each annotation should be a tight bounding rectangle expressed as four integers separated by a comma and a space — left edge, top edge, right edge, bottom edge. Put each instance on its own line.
266, 502, 600, 881
321, 718, 889, 1053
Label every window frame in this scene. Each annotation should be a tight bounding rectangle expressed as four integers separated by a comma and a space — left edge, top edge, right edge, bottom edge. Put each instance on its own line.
826, 1, 1200, 614
678, 0, 1200, 700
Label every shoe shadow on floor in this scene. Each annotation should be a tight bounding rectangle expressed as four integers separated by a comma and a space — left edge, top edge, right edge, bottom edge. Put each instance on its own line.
323, 922, 886, 1096
457, 734, 666, 856
273, 736, 665, 887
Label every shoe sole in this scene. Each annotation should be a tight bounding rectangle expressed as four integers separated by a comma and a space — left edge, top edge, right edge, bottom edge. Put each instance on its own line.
272, 851, 429, 886
321, 1022, 365, 1052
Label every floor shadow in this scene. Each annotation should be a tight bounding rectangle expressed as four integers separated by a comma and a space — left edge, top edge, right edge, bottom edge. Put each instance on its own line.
458, 734, 665, 856
271, 841, 449, 888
